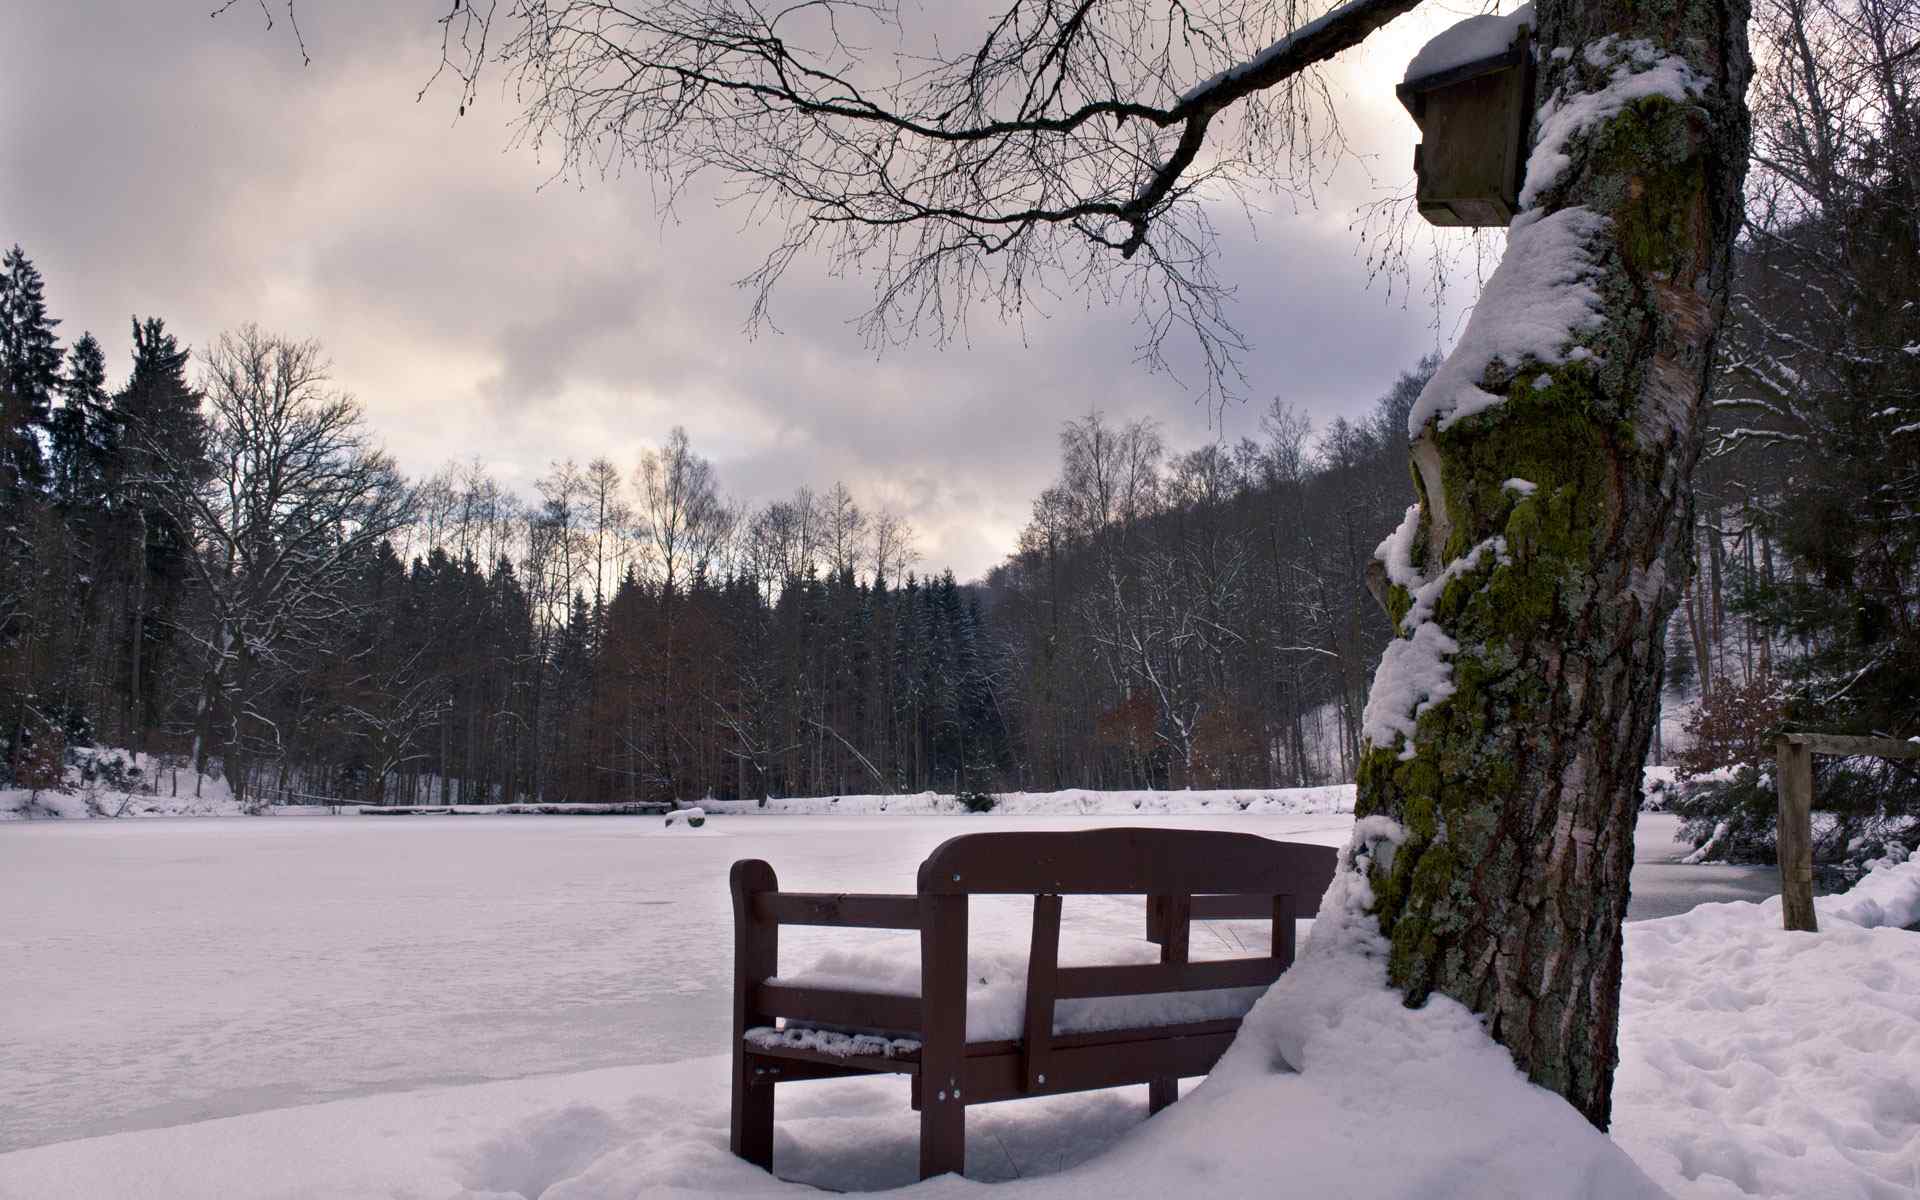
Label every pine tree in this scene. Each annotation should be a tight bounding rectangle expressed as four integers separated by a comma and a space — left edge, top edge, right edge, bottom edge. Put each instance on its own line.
0, 245, 61, 500
115, 317, 204, 483
109, 316, 205, 751
51, 332, 110, 510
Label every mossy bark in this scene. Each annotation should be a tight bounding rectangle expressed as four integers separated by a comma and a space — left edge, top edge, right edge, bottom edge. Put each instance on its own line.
1354, 0, 1750, 1129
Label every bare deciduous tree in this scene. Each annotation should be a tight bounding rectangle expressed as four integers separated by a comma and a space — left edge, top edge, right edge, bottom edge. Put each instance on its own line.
158, 325, 412, 802
636, 426, 734, 595
252, 0, 1433, 397
868, 505, 918, 583
823, 481, 867, 579
585, 456, 631, 607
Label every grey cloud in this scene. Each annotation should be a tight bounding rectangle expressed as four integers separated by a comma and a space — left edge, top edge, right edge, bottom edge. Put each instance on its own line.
4, 1, 1472, 579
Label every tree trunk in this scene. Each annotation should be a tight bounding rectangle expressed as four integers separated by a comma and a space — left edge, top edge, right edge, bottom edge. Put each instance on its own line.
226, 737, 248, 809
1688, 561, 1713, 697
1353, 0, 1749, 1130
1709, 495, 1726, 648
125, 510, 147, 755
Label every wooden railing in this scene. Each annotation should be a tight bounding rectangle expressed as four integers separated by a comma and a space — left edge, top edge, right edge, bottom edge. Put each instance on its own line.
1774, 733, 1920, 932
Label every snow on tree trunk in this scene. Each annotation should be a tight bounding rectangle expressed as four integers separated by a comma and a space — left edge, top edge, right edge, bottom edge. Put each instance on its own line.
1352, 0, 1750, 1128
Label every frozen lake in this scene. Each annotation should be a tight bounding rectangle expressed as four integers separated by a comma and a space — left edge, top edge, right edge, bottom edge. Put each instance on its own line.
0, 810, 1758, 1153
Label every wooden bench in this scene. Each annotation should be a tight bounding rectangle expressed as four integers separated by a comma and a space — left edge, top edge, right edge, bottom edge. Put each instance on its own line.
729, 826, 1337, 1180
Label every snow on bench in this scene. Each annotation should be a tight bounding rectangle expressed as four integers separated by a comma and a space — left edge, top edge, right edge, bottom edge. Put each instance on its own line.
766, 946, 1270, 1043
728, 827, 1337, 1181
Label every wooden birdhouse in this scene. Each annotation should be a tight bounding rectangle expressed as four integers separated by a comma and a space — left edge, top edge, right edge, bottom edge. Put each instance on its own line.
1397, 23, 1535, 227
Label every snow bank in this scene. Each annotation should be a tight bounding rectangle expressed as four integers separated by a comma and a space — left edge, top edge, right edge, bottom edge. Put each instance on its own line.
3, 780, 1354, 821
0, 755, 242, 820
706, 784, 1355, 818
0, 820, 1659, 1200
1403, 3, 1532, 82
1821, 855, 1920, 930
1146, 823, 1667, 1200
0, 1053, 1177, 1198
1614, 857, 1920, 1198
0, 836, 1662, 1200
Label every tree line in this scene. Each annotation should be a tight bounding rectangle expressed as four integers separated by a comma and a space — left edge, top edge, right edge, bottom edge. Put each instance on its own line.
2, 0, 1911, 812
984, 381, 1428, 791
0, 246, 1435, 804
3, 197, 1909, 813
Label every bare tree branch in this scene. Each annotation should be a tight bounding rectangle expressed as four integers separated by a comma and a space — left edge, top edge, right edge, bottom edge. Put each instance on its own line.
245, 0, 1428, 399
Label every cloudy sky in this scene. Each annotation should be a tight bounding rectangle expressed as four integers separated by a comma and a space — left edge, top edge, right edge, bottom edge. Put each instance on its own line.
4, 1, 1485, 580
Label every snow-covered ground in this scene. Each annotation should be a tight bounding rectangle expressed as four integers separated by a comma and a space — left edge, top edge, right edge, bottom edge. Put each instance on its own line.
3, 781, 1359, 822
2, 809, 1913, 1199
1615, 869, 1920, 1199
0, 753, 250, 820
0, 809, 1356, 1155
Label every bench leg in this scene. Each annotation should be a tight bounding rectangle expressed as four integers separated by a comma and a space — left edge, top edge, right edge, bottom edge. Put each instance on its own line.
919, 1087, 965, 1179
919, 891, 969, 1179
1148, 1076, 1178, 1114
731, 1054, 775, 1171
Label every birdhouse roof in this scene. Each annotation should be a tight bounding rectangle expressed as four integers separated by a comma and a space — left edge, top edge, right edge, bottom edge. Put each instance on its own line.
1398, 5, 1532, 113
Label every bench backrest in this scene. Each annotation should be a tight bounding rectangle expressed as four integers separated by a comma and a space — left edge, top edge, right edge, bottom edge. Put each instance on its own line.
915, 829, 1335, 1094
916, 826, 1335, 898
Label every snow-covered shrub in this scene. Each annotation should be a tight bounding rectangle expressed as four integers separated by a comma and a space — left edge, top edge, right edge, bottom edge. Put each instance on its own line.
82, 751, 143, 792
957, 790, 997, 813
1811, 761, 1920, 876
70, 750, 147, 817
1672, 764, 1778, 862
1640, 767, 1677, 812
1674, 758, 1919, 873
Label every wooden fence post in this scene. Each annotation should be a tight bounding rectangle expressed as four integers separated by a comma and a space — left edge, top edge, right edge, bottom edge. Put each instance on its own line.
1774, 736, 1817, 933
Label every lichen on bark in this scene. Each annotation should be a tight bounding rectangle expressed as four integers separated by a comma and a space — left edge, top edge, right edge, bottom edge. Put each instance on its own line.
1352, 0, 1751, 1129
